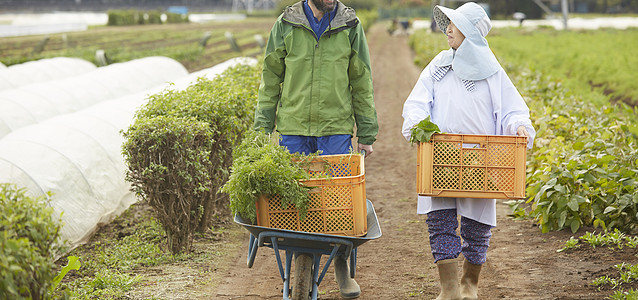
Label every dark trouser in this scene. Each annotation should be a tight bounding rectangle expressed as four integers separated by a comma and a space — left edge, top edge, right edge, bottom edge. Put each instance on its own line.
426, 208, 492, 265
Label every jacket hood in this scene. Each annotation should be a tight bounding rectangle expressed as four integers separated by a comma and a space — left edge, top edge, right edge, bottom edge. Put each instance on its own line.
432, 2, 501, 81
282, 0, 359, 34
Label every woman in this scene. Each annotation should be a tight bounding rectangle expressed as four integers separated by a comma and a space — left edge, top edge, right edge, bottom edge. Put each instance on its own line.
401, 2, 536, 299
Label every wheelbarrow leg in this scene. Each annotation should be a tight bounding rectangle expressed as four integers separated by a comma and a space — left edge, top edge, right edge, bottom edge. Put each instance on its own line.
310, 254, 321, 300
350, 248, 357, 278
283, 251, 293, 299
247, 234, 259, 268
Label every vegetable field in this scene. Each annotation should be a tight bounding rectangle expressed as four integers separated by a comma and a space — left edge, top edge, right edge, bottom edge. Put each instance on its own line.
0, 19, 274, 72
3, 18, 638, 300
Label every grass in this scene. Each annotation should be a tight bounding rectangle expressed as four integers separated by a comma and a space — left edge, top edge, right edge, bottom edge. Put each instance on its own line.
53, 202, 244, 299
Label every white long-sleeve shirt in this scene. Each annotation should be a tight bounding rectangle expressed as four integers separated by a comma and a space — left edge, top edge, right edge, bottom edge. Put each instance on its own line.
401, 61, 535, 226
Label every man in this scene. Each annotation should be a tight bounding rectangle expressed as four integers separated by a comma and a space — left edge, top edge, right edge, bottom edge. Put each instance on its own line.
253, 0, 378, 298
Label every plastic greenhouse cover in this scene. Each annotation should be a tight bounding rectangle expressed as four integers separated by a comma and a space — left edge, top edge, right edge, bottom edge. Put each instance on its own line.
0, 57, 96, 91
0, 56, 188, 139
0, 57, 256, 251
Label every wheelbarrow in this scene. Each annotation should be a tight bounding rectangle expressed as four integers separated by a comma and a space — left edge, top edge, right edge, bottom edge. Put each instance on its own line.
234, 199, 382, 300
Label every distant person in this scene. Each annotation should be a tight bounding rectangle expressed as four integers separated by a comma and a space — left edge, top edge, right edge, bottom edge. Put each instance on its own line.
401, 2, 535, 299
513, 12, 527, 26
254, 0, 378, 298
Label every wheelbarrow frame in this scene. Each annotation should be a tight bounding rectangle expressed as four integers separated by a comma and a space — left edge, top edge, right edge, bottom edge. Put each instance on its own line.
234, 199, 382, 300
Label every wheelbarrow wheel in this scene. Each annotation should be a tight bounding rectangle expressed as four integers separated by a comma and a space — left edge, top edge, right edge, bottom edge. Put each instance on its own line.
291, 253, 313, 300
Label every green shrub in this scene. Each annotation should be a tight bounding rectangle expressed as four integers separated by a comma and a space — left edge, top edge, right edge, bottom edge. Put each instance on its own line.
122, 64, 260, 254
356, 9, 379, 32
165, 12, 189, 24
107, 10, 140, 26
0, 183, 65, 299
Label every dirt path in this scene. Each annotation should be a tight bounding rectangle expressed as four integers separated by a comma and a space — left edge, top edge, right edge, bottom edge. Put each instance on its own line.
213, 23, 627, 300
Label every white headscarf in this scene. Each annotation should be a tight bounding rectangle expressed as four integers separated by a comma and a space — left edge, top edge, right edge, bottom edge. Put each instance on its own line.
432, 2, 501, 81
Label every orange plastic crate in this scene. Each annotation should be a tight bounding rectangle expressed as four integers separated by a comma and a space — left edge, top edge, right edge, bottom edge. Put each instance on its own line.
256, 154, 367, 236
417, 134, 528, 199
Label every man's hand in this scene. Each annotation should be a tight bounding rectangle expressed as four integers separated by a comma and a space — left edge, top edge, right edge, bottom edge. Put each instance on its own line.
357, 143, 373, 157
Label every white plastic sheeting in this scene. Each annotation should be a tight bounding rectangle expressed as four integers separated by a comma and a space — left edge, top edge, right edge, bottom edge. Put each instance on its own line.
0, 57, 257, 249
0, 57, 96, 91
0, 56, 188, 139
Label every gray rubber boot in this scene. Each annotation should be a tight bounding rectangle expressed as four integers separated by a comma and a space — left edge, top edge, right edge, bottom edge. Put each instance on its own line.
334, 255, 360, 299
435, 259, 461, 300
460, 260, 482, 300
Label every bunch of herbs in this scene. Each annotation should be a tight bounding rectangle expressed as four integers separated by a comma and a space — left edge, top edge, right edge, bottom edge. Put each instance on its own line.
221, 131, 318, 223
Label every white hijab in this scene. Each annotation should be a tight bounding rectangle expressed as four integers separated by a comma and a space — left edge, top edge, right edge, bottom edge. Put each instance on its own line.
432, 2, 501, 81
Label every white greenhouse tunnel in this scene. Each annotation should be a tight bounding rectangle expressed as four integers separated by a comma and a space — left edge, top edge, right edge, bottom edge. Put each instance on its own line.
0, 56, 188, 139
0, 57, 257, 251
0, 57, 96, 91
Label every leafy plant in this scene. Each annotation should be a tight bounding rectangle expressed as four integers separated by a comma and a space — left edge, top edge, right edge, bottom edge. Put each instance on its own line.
122, 64, 260, 254
577, 230, 638, 250
53, 256, 81, 290
52, 206, 180, 299
221, 131, 318, 223
556, 236, 580, 253
608, 288, 638, 300
0, 183, 66, 300
592, 263, 638, 291
409, 116, 441, 144
580, 231, 608, 248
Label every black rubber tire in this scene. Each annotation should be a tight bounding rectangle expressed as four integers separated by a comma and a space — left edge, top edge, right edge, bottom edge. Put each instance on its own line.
291, 253, 313, 300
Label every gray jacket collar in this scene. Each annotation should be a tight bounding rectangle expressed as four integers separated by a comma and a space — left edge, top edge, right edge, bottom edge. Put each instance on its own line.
282, 0, 358, 34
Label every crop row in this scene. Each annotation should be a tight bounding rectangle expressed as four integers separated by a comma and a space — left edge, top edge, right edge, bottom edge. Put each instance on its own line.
488, 27, 638, 107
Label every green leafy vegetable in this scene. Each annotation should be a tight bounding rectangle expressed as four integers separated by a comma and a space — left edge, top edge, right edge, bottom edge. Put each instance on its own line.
221, 131, 318, 223
409, 116, 441, 143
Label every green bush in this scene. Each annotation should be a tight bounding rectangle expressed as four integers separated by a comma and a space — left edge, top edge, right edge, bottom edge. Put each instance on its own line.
0, 183, 65, 299
107, 10, 186, 26
107, 10, 140, 26
122, 64, 260, 254
356, 9, 379, 32
165, 12, 189, 24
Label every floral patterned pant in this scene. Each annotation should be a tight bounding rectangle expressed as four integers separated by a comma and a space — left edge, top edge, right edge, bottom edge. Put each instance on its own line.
426, 208, 492, 265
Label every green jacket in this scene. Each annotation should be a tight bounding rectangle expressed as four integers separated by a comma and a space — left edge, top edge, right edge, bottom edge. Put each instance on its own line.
253, 1, 378, 145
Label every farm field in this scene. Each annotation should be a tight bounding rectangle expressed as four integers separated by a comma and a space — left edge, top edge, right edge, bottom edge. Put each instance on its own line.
3, 18, 637, 299
0, 18, 274, 72
43, 22, 637, 299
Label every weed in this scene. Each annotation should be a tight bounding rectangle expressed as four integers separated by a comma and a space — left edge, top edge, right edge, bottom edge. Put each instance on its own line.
607, 288, 638, 300
557, 236, 580, 252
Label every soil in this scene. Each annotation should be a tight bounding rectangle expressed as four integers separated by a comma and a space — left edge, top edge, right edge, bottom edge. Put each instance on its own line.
102, 22, 638, 299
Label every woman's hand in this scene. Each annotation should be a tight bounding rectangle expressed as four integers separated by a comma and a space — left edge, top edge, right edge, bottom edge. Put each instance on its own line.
517, 126, 530, 139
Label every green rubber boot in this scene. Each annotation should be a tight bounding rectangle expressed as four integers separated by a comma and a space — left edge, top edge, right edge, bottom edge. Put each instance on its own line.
334, 255, 360, 299
435, 259, 461, 300
460, 260, 482, 300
